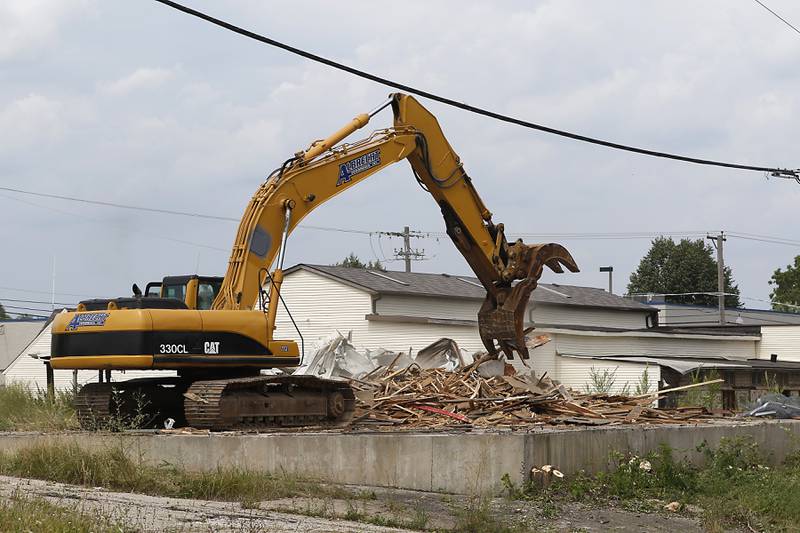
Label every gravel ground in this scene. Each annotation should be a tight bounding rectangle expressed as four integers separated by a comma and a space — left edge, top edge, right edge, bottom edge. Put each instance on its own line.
0, 475, 413, 532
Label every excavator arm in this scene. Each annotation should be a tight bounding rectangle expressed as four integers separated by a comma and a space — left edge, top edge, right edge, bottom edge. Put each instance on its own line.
213, 93, 578, 359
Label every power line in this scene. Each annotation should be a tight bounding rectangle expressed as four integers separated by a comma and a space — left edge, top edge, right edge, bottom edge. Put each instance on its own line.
628, 291, 800, 311
153, 0, 799, 181
2, 311, 50, 319
5, 185, 800, 248
1, 304, 60, 313
753, 0, 800, 36
0, 285, 97, 299
0, 297, 75, 306
1, 186, 378, 235
0, 191, 229, 253
0, 186, 238, 221
727, 232, 800, 247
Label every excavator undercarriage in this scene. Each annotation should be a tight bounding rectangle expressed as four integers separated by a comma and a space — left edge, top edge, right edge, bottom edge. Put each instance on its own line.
75, 375, 355, 431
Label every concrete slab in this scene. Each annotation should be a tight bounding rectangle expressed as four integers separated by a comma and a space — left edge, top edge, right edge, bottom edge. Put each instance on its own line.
1, 420, 798, 495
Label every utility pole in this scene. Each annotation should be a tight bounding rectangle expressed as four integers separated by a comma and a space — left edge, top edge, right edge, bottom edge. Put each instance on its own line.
387, 226, 426, 272
707, 232, 727, 325
402, 227, 411, 273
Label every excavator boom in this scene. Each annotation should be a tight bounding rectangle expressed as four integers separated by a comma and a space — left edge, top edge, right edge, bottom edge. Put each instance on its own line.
213, 93, 578, 358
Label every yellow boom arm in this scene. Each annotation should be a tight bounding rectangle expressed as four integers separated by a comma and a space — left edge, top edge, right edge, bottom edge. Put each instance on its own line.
213, 93, 578, 359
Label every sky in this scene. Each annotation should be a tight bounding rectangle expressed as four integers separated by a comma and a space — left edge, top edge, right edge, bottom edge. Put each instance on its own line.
1, 0, 799, 315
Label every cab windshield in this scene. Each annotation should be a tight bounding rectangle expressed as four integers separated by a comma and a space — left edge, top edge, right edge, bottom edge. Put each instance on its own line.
197, 280, 222, 310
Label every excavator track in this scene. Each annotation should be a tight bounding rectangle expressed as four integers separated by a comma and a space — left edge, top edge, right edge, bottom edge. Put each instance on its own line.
74, 378, 186, 430
184, 375, 356, 430
74, 382, 114, 429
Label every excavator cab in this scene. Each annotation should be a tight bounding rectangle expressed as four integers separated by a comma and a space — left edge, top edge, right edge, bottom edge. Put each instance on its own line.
158, 275, 223, 310
78, 275, 224, 312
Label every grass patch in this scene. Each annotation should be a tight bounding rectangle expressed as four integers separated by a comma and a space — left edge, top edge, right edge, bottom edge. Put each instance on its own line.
0, 442, 356, 504
504, 437, 800, 532
450, 496, 532, 533
0, 383, 77, 431
340, 501, 431, 530
0, 492, 127, 532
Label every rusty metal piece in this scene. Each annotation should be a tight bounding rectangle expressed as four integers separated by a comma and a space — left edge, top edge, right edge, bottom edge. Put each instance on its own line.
478, 242, 578, 359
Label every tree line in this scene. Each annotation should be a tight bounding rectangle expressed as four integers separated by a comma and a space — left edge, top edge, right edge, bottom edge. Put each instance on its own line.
627, 237, 799, 312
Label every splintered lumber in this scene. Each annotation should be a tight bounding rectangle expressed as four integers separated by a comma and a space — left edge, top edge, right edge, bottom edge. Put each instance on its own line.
347, 360, 730, 431
634, 378, 725, 399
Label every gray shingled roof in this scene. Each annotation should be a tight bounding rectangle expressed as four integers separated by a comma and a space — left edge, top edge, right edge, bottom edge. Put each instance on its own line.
286, 264, 655, 312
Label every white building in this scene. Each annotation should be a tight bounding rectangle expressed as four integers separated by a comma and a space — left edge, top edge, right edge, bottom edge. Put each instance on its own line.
631, 297, 800, 327
274, 264, 657, 354
6, 265, 800, 405
275, 265, 800, 401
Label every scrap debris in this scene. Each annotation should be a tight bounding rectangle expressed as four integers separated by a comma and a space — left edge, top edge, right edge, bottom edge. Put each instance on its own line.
296, 333, 732, 430
347, 352, 729, 430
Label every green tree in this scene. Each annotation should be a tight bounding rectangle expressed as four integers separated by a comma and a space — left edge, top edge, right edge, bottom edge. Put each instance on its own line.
768, 256, 800, 313
0, 303, 7, 320
627, 237, 741, 307
334, 253, 386, 271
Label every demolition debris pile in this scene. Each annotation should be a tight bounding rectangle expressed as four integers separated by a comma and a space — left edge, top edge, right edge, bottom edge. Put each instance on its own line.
298, 334, 729, 430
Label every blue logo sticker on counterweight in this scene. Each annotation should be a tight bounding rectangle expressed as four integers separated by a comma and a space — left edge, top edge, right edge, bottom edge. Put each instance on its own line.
337, 149, 381, 187
67, 312, 110, 331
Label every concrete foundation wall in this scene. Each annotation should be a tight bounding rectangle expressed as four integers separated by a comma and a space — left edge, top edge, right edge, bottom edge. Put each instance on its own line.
1, 421, 797, 495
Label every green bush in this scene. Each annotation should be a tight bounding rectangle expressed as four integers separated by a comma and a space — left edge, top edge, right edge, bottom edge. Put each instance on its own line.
511, 437, 800, 532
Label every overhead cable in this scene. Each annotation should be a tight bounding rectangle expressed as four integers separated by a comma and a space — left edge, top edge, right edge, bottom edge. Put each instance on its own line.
5, 185, 800, 247
153, 0, 798, 180
2, 185, 374, 235
753, 0, 800, 36
0, 297, 75, 306
0, 185, 238, 221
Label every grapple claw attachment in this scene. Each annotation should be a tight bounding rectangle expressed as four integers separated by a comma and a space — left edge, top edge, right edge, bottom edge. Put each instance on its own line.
478, 243, 578, 360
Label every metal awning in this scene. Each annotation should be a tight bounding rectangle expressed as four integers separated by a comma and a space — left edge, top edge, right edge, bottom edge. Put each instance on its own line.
558, 353, 753, 375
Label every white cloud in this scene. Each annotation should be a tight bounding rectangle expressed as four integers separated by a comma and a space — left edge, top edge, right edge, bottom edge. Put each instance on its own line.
100, 67, 175, 95
0, 93, 64, 152
0, 0, 88, 61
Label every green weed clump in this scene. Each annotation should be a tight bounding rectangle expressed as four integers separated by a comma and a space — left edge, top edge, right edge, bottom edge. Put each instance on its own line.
451, 496, 530, 533
0, 493, 127, 532
0, 442, 353, 504
504, 437, 800, 532
0, 383, 77, 431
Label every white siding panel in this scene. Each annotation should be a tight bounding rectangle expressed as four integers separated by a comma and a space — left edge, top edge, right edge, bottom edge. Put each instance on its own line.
758, 326, 800, 362
377, 296, 652, 330
274, 271, 487, 355
554, 355, 661, 394
363, 321, 484, 354
553, 333, 755, 360
376, 295, 479, 321
273, 270, 374, 352
532, 306, 649, 329
2, 324, 176, 392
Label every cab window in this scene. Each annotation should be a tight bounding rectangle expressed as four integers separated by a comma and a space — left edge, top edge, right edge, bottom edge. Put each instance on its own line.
197, 280, 222, 310
163, 283, 187, 302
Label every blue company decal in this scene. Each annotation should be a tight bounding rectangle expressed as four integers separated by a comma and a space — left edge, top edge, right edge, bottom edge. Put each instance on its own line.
336, 149, 381, 187
67, 312, 110, 331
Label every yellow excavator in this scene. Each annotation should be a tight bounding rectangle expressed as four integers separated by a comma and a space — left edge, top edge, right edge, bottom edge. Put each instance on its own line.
50, 93, 578, 430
